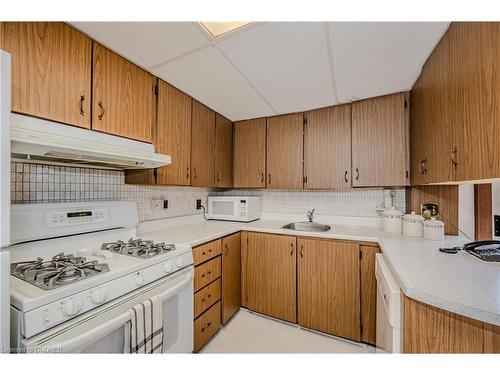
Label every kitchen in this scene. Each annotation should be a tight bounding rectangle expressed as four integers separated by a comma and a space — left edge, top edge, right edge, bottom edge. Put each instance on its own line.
0, 0, 500, 371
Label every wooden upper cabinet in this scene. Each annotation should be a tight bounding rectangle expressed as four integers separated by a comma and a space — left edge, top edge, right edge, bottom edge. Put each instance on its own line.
266, 113, 304, 189
92, 43, 156, 143
352, 92, 409, 187
214, 114, 233, 188
233, 118, 267, 188
297, 238, 360, 342
221, 232, 241, 325
241, 232, 297, 323
2, 22, 91, 128
304, 105, 351, 189
191, 100, 216, 187
156, 81, 192, 186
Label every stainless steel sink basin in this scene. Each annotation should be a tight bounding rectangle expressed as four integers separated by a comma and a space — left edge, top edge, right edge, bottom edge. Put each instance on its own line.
282, 222, 331, 232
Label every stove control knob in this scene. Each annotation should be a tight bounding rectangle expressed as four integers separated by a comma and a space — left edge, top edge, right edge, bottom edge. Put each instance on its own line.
62, 298, 82, 317
163, 262, 173, 273
175, 258, 184, 268
90, 288, 109, 305
135, 273, 145, 286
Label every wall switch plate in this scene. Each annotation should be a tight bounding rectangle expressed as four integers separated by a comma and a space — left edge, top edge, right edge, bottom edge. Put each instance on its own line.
495, 215, 500, 237
196, 199, 202, 210
150, 198, 163, 209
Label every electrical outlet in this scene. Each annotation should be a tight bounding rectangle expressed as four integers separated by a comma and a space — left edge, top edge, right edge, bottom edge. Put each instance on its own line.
150, 198, 163, 209
163, 200, 168, 209
196, 199, 202, 210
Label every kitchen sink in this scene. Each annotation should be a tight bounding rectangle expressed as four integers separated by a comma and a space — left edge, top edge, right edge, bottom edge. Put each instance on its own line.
282, 222, 331, 232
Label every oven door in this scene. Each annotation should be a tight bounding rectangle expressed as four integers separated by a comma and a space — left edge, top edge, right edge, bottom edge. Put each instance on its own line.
20, 266, 193, 353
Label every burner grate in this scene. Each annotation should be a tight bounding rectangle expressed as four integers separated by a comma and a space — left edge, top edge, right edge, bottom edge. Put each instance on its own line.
101, 238, 175, 259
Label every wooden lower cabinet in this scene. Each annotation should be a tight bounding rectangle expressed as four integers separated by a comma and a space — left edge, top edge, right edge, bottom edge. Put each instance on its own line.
403, 297, 500, 353
360, 245, 379, 345
241, 232, 297, 322
297, 238, 361, 342
194, 301, 221, 353
194, 279, 221, 319
221, 232, 241, 324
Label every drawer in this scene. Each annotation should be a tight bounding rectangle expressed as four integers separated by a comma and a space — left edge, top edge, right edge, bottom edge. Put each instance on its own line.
194, 256, 221, 292
194, 301, 221, 352
194, 278, 221, 318
193, 239, 222, 266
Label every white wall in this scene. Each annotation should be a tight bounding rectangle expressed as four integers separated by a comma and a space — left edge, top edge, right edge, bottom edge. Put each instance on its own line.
458, 184, 475, 240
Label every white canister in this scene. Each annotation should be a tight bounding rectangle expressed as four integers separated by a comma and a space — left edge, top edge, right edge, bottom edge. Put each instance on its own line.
402, 211, 424, 237
423, 218, 445, 241
382, 207, 403, 234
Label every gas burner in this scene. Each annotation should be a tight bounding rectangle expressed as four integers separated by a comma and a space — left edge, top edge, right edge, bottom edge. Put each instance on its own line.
101, 238, 175, 259
10, 252, 109, 290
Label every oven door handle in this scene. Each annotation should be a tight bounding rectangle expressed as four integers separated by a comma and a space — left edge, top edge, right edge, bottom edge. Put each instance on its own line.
21, 270, 193, 353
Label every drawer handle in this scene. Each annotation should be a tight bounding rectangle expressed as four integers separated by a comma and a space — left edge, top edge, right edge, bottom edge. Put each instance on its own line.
201, 294, 212, 303
202, 251, 206, 256
206, 322, 211, 328
208, 249, 212, 253
207, 271, 212, 275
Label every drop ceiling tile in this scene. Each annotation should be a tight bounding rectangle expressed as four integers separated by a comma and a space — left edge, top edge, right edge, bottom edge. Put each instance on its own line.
329, 22, 449, 103
153, 46, 275, 121
70, 22, 210, 69
217, 22, 336, 114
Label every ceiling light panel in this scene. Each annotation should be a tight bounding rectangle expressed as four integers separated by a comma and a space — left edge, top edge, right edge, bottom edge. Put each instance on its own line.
200, 22, 251, 38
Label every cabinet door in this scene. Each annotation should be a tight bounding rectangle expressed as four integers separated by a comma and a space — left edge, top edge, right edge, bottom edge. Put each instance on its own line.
297, 238, 360, 341
360, 245, 378, 345
214, 114, 233, 188
92, 43, 156, 143
242, 232, 296, 323
3, 22, 91, 128
304, 105, 351, 189
191, 100, 216, 187
266, 113, 304, 189
221, 232, 241, 324
352, 93, 409, 187
233, 118, 267, 188
156, 81, 192, 185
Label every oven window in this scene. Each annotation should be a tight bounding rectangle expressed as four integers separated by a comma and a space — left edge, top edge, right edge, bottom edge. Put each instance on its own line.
212, 201, 234, 215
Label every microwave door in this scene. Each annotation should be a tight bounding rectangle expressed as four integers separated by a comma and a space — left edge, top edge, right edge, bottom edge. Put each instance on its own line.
20, 267, 193, 353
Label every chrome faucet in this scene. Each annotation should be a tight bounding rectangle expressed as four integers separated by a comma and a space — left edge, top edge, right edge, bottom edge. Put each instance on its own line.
306, 209, 315, 223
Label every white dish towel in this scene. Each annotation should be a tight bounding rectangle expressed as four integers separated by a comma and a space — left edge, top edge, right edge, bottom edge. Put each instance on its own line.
124, 296, 164, 354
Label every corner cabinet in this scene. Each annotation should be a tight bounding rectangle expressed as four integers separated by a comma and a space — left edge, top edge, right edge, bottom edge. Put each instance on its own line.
191, 100, 216, 187
304, 104, 351, 189
241, 232, 297, 323
2, 22, 92, 128
92, 43, 156, 143
352, 93, 409, 187
266, 113, 304, 189
233, 118, 267, 188
221, 232, 241, 324
214, 114, 233, 188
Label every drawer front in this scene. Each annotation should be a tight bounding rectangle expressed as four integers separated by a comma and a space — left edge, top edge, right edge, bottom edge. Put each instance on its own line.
194, 301, 221, 352
193, 239, 222, 266
194, 256, 221, 292
194, 278, 221, 318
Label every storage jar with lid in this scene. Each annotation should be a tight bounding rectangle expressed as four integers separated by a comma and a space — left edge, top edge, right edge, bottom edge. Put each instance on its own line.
423, 218, 445, 241
381, 207, 403, 234
402, 211, 424, 237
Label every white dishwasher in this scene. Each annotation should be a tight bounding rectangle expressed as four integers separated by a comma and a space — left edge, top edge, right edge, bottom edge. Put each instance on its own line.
375, 253, 402, 353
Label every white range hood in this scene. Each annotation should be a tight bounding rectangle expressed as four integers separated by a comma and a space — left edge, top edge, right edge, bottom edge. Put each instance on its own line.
10, 113, 171, 169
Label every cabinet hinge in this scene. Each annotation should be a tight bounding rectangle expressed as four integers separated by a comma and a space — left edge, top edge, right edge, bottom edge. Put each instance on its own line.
154, 85, 158, 96
303, 176, 308, 184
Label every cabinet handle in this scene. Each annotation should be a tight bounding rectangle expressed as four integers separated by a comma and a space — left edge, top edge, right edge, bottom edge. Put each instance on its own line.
193, 168, 198, 179
451, 146, 458, 169
186, 167, 189, 180
79, 95, 85, 116
98, 101, 105, 120
268, 173, 271, 185
202, 251, 206, 256
419, 158, 428, 175
355, 168, 359, 181
224, 243, 229, 256
300, 245, 304, 258
216, 172, 220, 183
261, 172, 264, 184
344, 170, 348, 183
290, 242, 294, 256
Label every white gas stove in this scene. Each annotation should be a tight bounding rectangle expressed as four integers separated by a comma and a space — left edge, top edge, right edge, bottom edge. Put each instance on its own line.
9, 201, 194, 353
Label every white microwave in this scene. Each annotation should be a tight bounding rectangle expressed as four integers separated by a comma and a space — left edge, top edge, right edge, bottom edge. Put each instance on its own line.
207, 196, 261, 222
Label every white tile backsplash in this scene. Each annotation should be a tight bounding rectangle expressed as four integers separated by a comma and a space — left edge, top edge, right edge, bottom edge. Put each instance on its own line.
11, 162, 406, 221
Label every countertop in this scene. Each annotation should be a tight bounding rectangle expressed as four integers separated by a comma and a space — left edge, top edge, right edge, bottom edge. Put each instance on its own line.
138, 213, 500, 326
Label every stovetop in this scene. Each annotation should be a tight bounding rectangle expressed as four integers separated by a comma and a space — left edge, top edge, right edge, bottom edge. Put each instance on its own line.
10, 252, 110, 290
101, 238, 176, 258
467, 244, 500, 262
